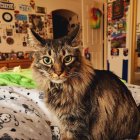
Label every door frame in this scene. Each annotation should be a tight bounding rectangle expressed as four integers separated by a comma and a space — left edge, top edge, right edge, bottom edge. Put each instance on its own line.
129, 0, 137, 83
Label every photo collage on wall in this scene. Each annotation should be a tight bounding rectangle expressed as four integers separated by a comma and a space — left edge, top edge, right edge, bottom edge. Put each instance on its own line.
29, 14, 53, 39
0, 0, 53, 47
0, 0, 53, 60
107, 0, 130, 57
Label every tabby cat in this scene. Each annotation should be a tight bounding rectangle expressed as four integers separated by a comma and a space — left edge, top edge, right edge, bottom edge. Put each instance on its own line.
28, 25, 140, 140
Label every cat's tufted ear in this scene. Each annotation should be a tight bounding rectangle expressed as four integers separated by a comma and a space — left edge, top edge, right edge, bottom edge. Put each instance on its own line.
65, 24, 81, 48
27, 28, 51, 49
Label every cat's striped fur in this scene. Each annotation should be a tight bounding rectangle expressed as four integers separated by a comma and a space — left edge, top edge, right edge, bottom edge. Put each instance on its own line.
29, 25, 140, 140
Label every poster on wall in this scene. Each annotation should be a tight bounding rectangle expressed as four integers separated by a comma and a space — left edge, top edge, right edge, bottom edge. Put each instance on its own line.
111, 35, 126, 48
29, 14, 53, 39
15, 14, 28, 33
0, 2, 14, 10
29, 14, 47, 38
89, 7, 102, 29
35, 6, 46, 14
111, 48, 119, 56
112, 0, 124, 20
6, 28, 13, 36
19, 4, 32, 12
15, 14, 27, 21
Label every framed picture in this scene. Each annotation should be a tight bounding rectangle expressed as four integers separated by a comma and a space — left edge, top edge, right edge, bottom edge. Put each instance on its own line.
111, 48, 119, 56
6, 28, 13, 36
35, 6, 46, 14
112, 0, 124, 20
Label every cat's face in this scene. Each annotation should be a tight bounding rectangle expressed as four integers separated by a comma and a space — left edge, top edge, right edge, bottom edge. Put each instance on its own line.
30, 25, 82, 84
33, 41, 81, 84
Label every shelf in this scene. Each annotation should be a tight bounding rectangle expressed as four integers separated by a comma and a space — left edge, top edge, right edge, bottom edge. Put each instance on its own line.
0, 59, 33, 69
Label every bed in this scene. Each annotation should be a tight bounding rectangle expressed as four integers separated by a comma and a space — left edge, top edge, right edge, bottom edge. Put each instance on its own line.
0, 68, 60, 140
0, 68, 140, 140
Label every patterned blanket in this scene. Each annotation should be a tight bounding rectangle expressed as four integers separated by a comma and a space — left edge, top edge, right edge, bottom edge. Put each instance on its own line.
0, 84, 140, 140
0, 86, 60, 140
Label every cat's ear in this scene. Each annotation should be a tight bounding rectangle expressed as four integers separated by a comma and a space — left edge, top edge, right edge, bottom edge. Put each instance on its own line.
27, 28, 50, 50
66, 24, 81, 48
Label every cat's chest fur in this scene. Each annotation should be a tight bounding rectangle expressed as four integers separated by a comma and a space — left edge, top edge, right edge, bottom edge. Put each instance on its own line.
45, 81, 93, 125
46, 82, 81, 111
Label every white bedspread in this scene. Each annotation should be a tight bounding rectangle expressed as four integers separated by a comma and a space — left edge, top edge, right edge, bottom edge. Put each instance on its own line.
0, 84, 140, 140
0, 86, 60, 140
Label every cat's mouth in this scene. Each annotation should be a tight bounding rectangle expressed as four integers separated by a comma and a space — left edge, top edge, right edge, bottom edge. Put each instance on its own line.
51, 78, 67, 84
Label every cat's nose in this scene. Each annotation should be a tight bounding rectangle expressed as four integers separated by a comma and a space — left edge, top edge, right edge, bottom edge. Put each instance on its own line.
55, 71, 62, 76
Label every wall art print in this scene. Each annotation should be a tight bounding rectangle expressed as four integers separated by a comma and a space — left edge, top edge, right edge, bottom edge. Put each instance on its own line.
111, 48, 119, 56
89, 7, 102, 29
29, 14, 53, 39
112, 0, 124, 20
15, 14, 28, 34
19, 4, 32, 12
35, 6, 46, 14
0, 2, 14, 10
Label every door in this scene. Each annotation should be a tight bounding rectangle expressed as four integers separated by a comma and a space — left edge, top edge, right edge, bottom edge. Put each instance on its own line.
129, 0, 140, 85
81, 0, 104, 70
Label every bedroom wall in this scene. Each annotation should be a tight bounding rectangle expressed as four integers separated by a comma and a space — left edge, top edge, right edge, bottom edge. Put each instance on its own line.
0, 0, 82, 53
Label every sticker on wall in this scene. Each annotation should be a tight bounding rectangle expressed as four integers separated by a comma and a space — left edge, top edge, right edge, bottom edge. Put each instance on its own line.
15, 14, 27, 21
6, 28, 13, 36
2, 12, 13, 22
89, 7, 102, 29
15, 14, 28, 34
111, 35, 126, 48
107, 3, 112, 22
111, 48, 119, 56
0, 2, 14, 10
123, 48, 128, 56
19, 4, 32, 12
112, 0, 124, 20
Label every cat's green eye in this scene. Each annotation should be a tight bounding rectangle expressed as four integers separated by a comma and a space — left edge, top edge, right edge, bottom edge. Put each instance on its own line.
63, 55, 74, 65
43, 56, 52, 65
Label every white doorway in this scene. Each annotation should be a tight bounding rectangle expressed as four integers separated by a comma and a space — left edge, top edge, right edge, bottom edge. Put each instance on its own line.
81, 0, 104, 70
52, 9, 79, 39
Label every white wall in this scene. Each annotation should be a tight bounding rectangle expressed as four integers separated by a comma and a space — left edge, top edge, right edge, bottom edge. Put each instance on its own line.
0, 0, 82, 53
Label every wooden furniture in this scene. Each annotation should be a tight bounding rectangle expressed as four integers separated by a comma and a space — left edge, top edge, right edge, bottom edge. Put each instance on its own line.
0, 59, 33, 69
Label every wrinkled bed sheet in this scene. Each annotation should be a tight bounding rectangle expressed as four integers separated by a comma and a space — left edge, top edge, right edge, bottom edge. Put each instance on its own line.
0, 86, 60, 140
0, 84, 140, 140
